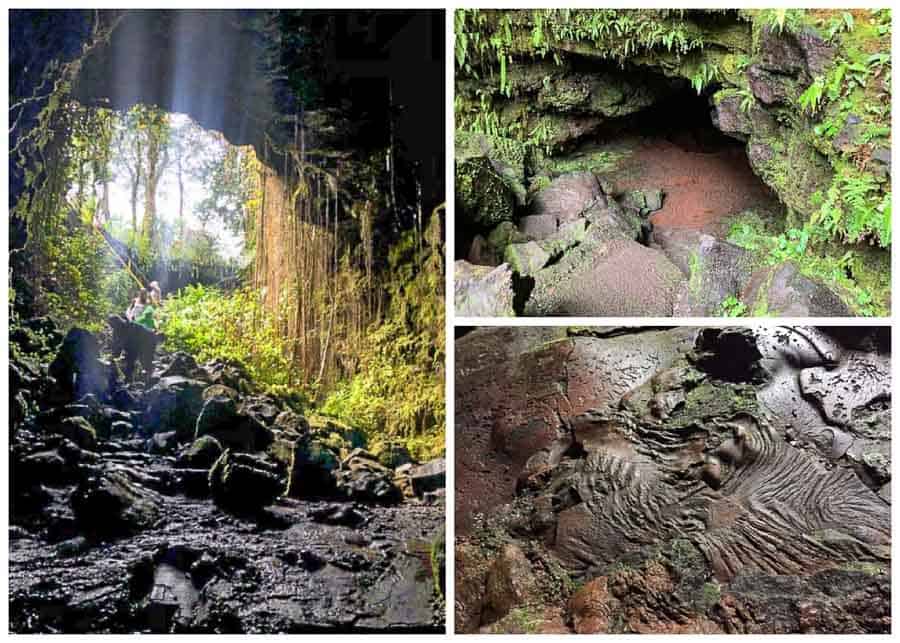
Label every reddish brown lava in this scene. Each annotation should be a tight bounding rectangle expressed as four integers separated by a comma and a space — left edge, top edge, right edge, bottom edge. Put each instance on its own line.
613, 135, 781, 234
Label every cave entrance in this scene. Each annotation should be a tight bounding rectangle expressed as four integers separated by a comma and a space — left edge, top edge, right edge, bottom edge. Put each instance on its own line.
571, 80, 784, 237
65, 101, 255, 308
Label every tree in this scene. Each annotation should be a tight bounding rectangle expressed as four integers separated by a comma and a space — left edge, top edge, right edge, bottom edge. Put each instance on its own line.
135, 105, 171, 255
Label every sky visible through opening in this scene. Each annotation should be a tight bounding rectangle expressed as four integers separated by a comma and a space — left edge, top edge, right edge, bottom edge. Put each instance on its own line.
105, 112, 246, 260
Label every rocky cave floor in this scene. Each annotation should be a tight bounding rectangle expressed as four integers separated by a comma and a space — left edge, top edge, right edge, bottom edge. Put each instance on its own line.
9, 317, 446, 633
455, 326, 890, 634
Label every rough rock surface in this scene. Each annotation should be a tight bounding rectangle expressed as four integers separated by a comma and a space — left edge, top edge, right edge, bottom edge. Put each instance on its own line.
454, 261, 516, 317
455, 326, 890, 634
10, 322, 445, 633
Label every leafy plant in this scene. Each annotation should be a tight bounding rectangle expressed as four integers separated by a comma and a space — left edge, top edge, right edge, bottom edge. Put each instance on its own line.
826, 11, 854, 40
798, 77, 826, 114
719, 295, 748, 317
690, 62, 720, 95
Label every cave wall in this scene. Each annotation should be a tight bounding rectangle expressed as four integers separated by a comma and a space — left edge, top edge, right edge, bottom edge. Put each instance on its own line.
455, 10, 890, 228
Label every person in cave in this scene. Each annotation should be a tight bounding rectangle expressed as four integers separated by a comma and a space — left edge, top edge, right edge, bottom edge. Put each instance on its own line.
126, 289, 148, 322
134, 292, 157, 331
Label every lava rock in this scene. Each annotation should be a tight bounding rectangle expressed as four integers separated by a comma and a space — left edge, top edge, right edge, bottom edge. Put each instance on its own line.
195, 396, 274, 452
208, 451, 285, 511
71, 469, 162, 539
176, 435, 224, 470
334, 449, 401, 504
454, 261, 516, 317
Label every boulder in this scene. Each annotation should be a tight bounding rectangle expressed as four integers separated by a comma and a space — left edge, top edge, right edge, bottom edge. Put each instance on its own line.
482, 544, 539, 623
504, 241, 550, 276
651, 227, 755, 316
742, 261, 852, 317
537, 218, 587, 258
409, 458, 446, 497
517, 214, 559, 241
273, 410, 310, 437
144, 376, 207, 442
526, 237, 683, 316
466, 234, 501, 266
454, 261, 516, 317
334, 449, 401, 504
71, 469, 162, 539
203, 358, 253, 394
195, 396, 274, 452
619, 188, 664, 216
158, 351, 206, 380
51, 416, 98, 451
208, 451, 284, 511
376, 443, 413, 469
286, 439, 340, 498
176, 435, 224, 470
48, 328, 109, 402
456, 132, 528, 230
529, 171, 603, 223
202, 384, 239, 402
240, 398, 281, 426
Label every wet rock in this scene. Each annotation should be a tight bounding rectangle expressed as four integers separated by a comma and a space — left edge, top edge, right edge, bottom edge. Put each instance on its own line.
71, 469, 162, 539
529, 171, 603, 223
48, 328, 109, 403
334, 449, 400, 504
409, 458, 446, 497
49, 416, 98, 451
310, 504, 366, 527
159, 351, 206, 379
504, 241, 550, 276
742, 262, 852, 316
194, 395, 274, 453
177, 435, 224, 470
273, 410, 310, 437
208, 451, 284, 511
202, 384, 239, 402
454, 261, 516, 317
147, 431, 178, 454
239, 398, 281, 426
144, 376, 207, 442
287, 439, 339, 498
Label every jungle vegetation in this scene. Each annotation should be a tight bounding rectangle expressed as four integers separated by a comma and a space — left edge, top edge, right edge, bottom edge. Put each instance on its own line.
10, 12, 445, 460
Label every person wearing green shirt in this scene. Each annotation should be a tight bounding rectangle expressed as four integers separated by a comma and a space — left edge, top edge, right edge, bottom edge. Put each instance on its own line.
135, 301, 156, 330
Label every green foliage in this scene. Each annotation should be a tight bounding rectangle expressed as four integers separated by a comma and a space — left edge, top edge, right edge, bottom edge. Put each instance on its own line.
719, 295, 748, 317
726, 216, 886, 317
689, 62, 720, 95
756, 9, 806, 35
43, 227, 114, 331
798, 77, 826, 114
812, 164, 889, 247
320, 218, 445, 461
159, 284, 294, 388
826, 12, 855, 41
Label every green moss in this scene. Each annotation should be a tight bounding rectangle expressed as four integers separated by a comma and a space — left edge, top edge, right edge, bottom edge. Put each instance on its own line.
505, 606, 542, 634
672, 381, 758, 428
688, 251, 703, 298
700, 582, 722, 609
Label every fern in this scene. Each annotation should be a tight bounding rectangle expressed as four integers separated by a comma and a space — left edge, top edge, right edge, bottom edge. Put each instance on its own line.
798, 77, 825, 114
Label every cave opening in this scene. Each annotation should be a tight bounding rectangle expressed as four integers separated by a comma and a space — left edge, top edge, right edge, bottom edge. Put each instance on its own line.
559, 70, 785, 238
